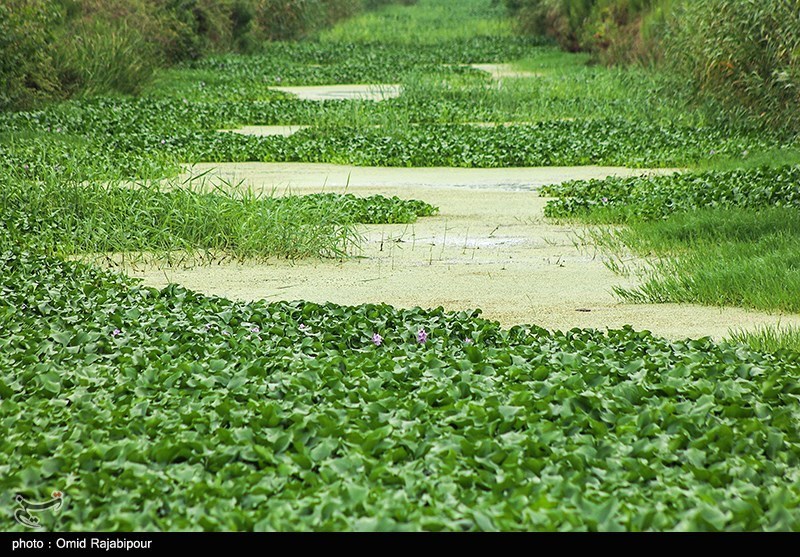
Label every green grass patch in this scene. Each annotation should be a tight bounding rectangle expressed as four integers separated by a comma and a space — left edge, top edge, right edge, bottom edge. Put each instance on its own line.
728, 324, 800, 355
543, 167, 800, 313
692, 147, 800, 173
0, 175, 437, 261
319, 0, 515, 45
608, 209, 800, 312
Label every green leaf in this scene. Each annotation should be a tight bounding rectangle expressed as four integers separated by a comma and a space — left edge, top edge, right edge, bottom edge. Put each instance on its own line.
473, 511, 497, 532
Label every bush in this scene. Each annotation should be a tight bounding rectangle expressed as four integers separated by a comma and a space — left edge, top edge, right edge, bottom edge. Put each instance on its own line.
156, 0, 238, 61
505, 0, 800, 134
579, 0, 666, 64
662, 0, 800, 134
53, 18, 159, 98
0, 0, 62, 110
0, 0, 409, 110
502, 0, 663, 60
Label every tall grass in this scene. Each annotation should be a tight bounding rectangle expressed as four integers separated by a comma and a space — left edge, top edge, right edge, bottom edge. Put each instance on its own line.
512, 48, 711, 126
728, 324, 800, 355
0, 168, 437, 263
663, 0, 800, 135
594, 208, 800, 313
505, 0, 800, 135
54, 19, 158, 98
0, 174, 362, 262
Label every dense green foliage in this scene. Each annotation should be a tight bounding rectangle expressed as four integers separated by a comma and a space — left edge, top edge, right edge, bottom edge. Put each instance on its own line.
0, 1, 62, 109
0, 52, 786, 179
502, 0, 667, 59
7, 0, 791, 179
0, 0, 413, 110
3, 244, 800, 530
505, 0, 800, 134
663, 0, 800, 133
541, 165, 800, 222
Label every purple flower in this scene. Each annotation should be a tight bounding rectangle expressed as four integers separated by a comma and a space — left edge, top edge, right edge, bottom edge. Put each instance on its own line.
601, 197, 609, 203
204, 323, 214, 331
250, 326, 260, 334
22, 164, 29, 170
417, 328, 428, 344
160, 139, 166, 145
709, 149, 717, 155
221, 330, 231, 336
372, 333, 383, 346
299, 323, 309, 332
464, 338, 473, 344
111, 328, 122, 337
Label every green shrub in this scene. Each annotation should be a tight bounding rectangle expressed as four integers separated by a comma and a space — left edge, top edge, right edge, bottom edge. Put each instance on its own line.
0, 0, 410, 110
506, 0, 800, 133
503, 0, 663, 60
662, 0, 800, 134
53, 18, 159, 98
0, 0, 62, 110
156, 0, 238, 61
579, 0, 666, 64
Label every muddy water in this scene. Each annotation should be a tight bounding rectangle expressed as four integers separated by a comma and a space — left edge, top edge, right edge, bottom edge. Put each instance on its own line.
121, 162, 800, 340
180, 162, 676, 192
216, 125, 309, 137
270, 84, 402, 101
470, 63, 542, 79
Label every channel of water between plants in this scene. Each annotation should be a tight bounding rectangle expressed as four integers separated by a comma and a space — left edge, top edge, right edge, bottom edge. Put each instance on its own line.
117, 161, 800, 341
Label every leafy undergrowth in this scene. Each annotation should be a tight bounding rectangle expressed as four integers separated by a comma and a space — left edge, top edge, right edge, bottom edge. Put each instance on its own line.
2, 244, 800, 531
0, 176, 437, 261
2, 111, 775, 183
254, 122, 766, 168
182, 38, 541, 88
541, 165, 800, 222
301, 193, 438, 224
